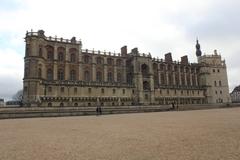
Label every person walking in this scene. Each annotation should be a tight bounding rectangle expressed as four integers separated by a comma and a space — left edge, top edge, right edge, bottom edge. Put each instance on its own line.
96, 105, 99, 116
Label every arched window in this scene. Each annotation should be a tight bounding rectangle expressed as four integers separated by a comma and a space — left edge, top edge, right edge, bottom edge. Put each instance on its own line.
107, 58, 113, 65
160, 64, 165, 71
38, 68, 42, 78
84, 70, 90, 81
143, 81, 150, 90
70, 70, 76, 81
48, 103, 52, 107
160, 73, 165, 85
168, 74, 173, 85
117, 72, 121, 82
108, 72, 113, 82
46, 45, 54, 60
70, 53, 76, 62
96, 57, 103, 64
127, 73, 133, 84
58, 52, 64, 61
39, 47, 42, 57
192, 75, 196, 86
141, 64, 148, 77
47, 69, 53, 80
60, 103, 64, 107
96, 71, 102, 82
47, 52, 53, 60
116, 59, 122, 66
74, 103, 78, 107
181, 74, 185, 85
83, 55, 90, 64
58, 69, 64, 80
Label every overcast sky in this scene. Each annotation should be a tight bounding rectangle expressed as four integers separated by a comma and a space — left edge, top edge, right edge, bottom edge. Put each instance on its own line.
0, 0, 239, 100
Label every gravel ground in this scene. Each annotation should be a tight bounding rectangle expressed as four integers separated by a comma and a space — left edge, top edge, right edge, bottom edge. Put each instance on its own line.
0, 107, 240, 160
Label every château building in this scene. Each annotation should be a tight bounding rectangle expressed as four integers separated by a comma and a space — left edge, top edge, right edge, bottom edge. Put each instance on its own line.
23, 30, 231, 107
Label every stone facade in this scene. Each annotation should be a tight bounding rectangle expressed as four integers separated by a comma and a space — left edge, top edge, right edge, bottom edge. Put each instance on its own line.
23, 30, 230, 107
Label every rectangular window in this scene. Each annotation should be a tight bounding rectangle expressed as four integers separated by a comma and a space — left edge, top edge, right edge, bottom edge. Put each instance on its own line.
48, 87, 52, 92
219, 81, 222, 86
122, 89, 125, 94
132, 90, 135, 94
74, 87, 77, 94
101, 88, 104, 94
61, 87, 64, 92
215, 91, 217, 94
88, 88, 91, 93
113, 89, 116, 94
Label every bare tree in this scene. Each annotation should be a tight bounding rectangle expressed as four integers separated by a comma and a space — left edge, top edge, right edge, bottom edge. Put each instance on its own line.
12, 90, 23, 101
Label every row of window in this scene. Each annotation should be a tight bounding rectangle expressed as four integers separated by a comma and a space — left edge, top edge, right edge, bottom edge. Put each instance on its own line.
153, 63, 198, 73
47, 102, 125, 107
48, 87, 128, 95
213, 69, 220, 73
159, 89, 200, 95
154, 73, 198, 86
47, 52, 77, 62
45, 69, 123, 82
214, 81, 222, 87
215, 90, 223, 94
46, 52, 124, 66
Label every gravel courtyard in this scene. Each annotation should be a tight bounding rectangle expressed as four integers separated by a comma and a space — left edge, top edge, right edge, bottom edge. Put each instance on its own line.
0, 107, 240, 160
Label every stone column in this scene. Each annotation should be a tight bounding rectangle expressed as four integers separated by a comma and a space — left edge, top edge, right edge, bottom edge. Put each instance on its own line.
114, 65, 117, 82
92, 64, 96, 81
65, 64, 69, 80
173, 73, 176, 85
166, 72, 169, 85
123, 66, 126, 83
190, 73, 193, 86
104, 65, 108, 82
178, 68, 182, 85
79, 63, 83, 80
53, 62, 57, 80
184, 69, 187, 86
54, 46, 57, 60
195, 74, 198, 86
158, 71, 161, 85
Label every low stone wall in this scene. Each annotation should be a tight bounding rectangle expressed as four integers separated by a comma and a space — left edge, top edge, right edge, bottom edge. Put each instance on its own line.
0, 103, 239, 119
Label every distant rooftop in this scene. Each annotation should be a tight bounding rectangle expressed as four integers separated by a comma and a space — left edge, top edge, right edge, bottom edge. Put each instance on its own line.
232, 85, 240, 93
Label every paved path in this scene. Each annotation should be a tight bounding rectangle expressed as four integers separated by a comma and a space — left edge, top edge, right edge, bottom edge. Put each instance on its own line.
0, 108, 240, 160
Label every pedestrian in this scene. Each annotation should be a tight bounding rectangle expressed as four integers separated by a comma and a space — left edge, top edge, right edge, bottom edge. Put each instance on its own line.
96, 105, 99, 116
99, 105, 102, 115
172, 102, 175, 110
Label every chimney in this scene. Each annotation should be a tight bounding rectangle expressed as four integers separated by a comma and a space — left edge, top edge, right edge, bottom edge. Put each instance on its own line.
165, 52, 173, 63
181, 55, 188, 65
131, 47, 139, 55
121, 46, 127, 56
